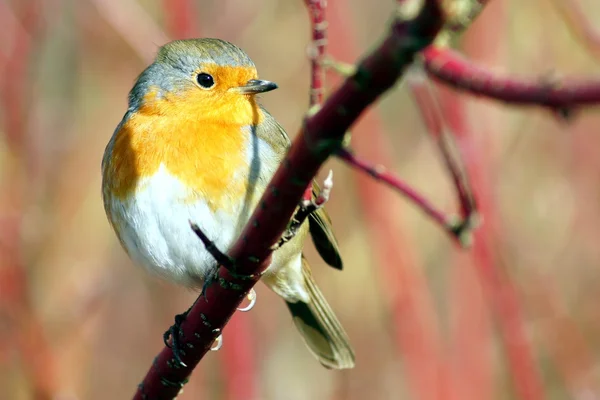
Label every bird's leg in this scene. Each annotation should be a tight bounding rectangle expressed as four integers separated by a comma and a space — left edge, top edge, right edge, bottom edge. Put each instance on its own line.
272, 170, 334, 250
237, 288, 257, 312
163, 296, 200, 368
190, 221, 258, 304
200, 265, 220, 301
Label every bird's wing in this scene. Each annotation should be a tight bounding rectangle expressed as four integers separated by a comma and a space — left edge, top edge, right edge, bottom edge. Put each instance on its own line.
308, 181, 343, 270
258, 106, 343, 270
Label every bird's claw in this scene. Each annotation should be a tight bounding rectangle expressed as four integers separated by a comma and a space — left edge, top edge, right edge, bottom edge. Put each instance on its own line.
201, 267, 220, 302
236, 289, 257, 312
210, 330, 223, 351
272, 170, 334, 250
163, 311, 189, 367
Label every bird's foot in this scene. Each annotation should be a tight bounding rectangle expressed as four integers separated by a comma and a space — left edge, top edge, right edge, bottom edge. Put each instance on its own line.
236, 288, 257, 312
200, 266, 220, 302
210, 330, 223, 351
272, 170, 334, 250
163, 308, 192, 367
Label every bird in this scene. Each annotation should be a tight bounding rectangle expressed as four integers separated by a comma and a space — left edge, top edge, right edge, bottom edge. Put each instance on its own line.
101, 38, 355, 369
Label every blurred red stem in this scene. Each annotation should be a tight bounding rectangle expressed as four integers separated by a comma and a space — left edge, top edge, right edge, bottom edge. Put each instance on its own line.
328, 0, 454, 398
90, 0, 169, 63
305, 0, 327, 106
161, 0, 198, 39
527, 270, 596, 397
437, 77, 545, 400
220, 315, 257, 400
424, 46, 600, 111
408, 75, 477, 226
0, 1, 57, 399
337, 148, 464, 242
303, 0, 328, 201
0, 1, 35, 152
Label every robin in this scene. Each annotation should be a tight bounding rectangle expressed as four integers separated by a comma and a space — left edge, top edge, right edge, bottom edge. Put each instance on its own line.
101, 38, 354, 369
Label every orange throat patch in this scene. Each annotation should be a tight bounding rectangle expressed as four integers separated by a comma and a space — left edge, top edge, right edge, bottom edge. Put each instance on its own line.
104, 88, 264, 212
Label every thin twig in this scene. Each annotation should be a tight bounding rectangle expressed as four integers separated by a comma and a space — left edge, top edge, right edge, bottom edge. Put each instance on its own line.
89, 0, 169, 63
328, 2, 451, 398
304, 0, 327, 106
0, 2, 58, 399
423, 46, 600, 113
161, 0, 199, 39
337, 148, 471, 244
436, 15, 546, 395
303, 0, 328, 201
407, 69, 479, 245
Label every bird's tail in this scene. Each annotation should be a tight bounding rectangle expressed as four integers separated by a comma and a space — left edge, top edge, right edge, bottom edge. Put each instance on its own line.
285, 257, 355, 369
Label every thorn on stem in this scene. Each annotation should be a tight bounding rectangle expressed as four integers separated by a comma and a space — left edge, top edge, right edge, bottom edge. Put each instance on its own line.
553, 106, 576, 122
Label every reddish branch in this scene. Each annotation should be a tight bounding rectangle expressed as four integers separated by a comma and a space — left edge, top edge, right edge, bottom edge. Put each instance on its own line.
328, 0, 454, 399
423, 46, 600, 112
0, 1, 35, 152
133, 1, 444, 398
436, 79, 546, 399
161, 0, 199, 39
435, 8, 546, 395
337, 148, 466, 242
90, 0, 169, 63
416, 1, 545, 396
407, 75, 478, 241
328, 2, 450, 398
303, 0, 328, 202
0, 1, 57, 399
304, 0, 327, 106
332, 68, 478, 246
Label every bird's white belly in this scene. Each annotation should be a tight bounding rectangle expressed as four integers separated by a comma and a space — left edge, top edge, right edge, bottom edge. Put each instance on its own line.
110, 164, 249, 287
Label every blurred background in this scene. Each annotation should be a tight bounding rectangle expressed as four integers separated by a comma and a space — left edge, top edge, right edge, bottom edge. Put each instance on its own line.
2, 0, 600, 399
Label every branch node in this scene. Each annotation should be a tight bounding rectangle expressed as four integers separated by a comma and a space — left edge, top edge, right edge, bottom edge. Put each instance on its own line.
446, 212, 482, 248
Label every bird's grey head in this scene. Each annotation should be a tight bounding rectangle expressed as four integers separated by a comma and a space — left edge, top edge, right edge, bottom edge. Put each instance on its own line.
128, 38, 265, 111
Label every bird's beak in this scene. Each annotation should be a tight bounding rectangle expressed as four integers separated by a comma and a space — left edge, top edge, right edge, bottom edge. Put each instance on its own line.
231, 79, 278, 94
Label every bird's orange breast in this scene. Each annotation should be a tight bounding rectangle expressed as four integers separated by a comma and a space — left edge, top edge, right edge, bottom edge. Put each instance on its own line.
104, 88, 264, 212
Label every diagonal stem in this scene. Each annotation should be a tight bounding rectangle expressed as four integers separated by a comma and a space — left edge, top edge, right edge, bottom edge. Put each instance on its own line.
133, 1, 445, 398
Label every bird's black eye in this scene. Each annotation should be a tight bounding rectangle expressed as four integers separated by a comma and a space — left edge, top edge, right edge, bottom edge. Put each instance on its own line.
196, 73, 214, 89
